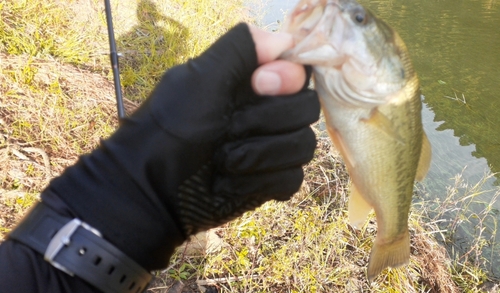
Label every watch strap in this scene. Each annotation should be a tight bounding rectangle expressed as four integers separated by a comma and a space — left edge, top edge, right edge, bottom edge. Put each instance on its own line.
8, 202, 153, 293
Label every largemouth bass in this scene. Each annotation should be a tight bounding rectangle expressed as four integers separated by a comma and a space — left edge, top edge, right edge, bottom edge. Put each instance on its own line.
280, 0, 432, 281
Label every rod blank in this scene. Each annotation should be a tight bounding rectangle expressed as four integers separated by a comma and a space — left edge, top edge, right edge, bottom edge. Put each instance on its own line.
104, 0, 125, 122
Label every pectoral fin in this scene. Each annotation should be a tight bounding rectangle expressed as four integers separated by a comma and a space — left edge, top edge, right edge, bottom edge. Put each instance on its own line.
415, 132, 432, 181
362, 108, 405, 145
348, 184, 373, 229
326, 125, 356, 169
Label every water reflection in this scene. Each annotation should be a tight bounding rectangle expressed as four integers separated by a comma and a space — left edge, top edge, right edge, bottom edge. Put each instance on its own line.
360, 0, 500, 186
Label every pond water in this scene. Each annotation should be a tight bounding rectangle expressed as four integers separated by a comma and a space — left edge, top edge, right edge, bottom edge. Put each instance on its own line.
254, 0, 500, 278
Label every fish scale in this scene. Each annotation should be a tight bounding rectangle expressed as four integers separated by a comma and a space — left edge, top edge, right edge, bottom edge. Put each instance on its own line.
281, 0, 432, 281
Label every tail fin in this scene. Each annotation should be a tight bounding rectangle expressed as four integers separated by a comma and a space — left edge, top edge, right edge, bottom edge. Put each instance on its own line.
367, 229, 410, 282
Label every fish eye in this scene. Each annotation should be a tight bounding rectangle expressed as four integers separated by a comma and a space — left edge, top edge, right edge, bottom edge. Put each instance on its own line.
355, 13, 364, 23
351, 8, 369, 25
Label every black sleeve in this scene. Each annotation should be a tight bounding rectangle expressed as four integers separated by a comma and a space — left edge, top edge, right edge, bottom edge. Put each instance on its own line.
0, 239, 99, 293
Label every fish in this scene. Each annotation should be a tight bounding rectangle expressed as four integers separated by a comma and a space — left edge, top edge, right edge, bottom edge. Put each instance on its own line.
280, 0, 432, 281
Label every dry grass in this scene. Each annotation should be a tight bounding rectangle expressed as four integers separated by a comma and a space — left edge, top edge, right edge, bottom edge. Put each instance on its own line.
415, 172, 500, 291
1, 0, 245, 288
156, 135, 462, 293
0, 51, 136, 235
1, 0, 499, 292
0, 0, 247, 238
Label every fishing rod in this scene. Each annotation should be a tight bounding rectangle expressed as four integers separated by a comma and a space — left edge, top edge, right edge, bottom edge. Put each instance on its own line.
104, 0, 125, 123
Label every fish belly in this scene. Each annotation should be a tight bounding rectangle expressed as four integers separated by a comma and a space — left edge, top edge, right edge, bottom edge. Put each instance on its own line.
318, 82, 423, 281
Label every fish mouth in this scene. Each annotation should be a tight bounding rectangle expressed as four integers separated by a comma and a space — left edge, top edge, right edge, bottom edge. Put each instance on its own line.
280, 0, 406, 107
280, 0, 373, 68
280, 0, 344, 66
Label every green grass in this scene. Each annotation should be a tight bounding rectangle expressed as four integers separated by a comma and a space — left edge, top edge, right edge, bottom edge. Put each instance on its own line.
0, 0, 91, 63
1, 0, 499, 292
114, 0, 250, 101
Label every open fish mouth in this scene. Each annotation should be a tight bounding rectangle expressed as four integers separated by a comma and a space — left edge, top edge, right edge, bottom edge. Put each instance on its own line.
280, 0, 343, 67
280, 0, 408, 107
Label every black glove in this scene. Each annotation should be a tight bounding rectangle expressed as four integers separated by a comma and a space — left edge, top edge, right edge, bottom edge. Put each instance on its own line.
41, 23, 320, 270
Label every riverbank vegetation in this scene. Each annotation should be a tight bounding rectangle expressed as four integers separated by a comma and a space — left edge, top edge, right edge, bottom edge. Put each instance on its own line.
0, 0, 498, 292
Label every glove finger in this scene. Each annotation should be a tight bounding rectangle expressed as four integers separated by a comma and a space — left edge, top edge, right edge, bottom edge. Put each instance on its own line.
194, 23, 257, 91
222, 127, 317, 173
230, 89, 320, 137
147, 23, 257, 142
213, 167, 304, 200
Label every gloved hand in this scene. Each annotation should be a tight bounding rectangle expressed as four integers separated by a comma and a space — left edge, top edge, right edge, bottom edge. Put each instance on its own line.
41, 23, 320, 270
